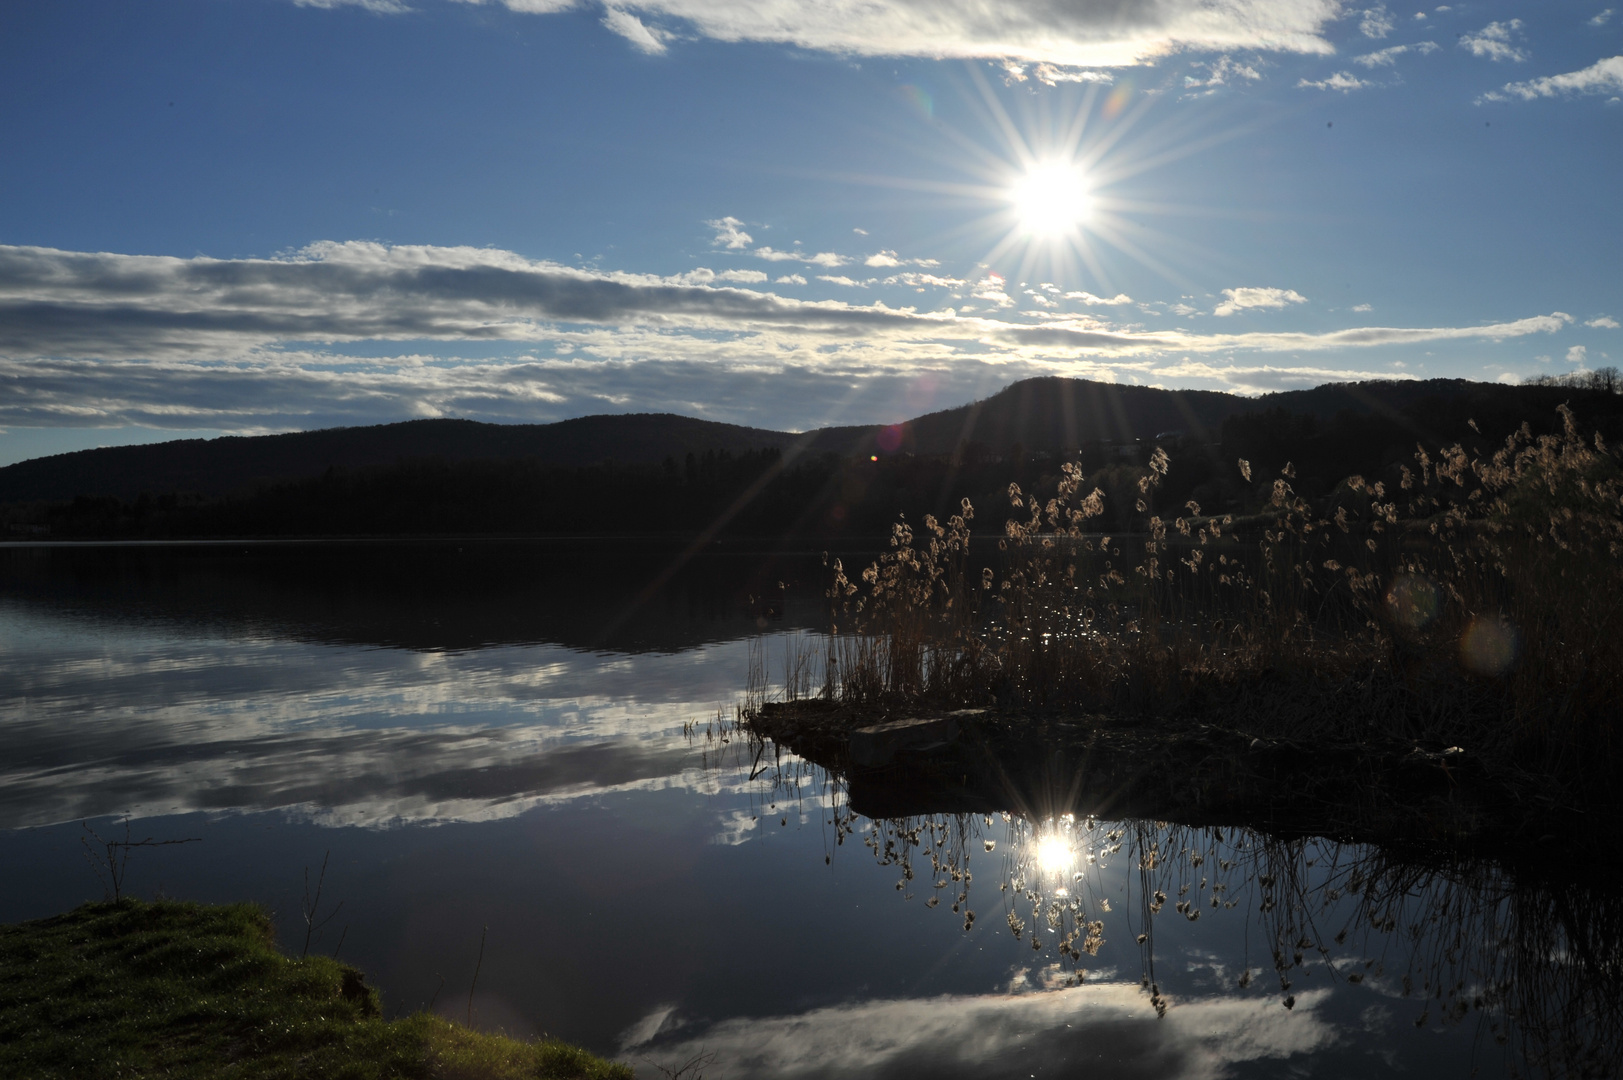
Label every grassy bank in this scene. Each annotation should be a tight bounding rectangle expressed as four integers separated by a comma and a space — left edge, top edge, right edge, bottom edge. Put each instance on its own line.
0, 899, 631, 1080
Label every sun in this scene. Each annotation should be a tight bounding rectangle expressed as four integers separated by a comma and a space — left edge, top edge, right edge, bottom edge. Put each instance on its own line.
1010, 162, 1093, 238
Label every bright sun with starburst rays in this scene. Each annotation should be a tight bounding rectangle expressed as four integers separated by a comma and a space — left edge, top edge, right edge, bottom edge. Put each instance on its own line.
1010, 161, 1093, 239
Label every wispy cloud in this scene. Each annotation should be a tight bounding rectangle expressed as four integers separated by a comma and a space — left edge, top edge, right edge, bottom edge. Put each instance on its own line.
1460, 20, 1529, 63
1298, 71, 1370, 91
601, 5, 671, 53
1482, 55, 1623, 101
1586, 315, 1620, 328
1354, 41, 1438, 66
1591, 9, 1615, 28
1214, 286, 1308, 316
1360, 4, 1394, 39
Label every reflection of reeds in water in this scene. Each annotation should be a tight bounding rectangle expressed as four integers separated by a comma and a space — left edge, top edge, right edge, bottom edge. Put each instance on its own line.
813, 407, 1623, 808
700, 710, 1623, 1079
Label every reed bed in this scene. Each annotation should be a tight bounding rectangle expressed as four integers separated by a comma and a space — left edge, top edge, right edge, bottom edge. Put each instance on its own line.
813, 406, 1623, 809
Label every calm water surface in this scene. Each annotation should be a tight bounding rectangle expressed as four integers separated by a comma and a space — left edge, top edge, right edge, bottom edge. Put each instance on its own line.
0, 542, 1608, 1078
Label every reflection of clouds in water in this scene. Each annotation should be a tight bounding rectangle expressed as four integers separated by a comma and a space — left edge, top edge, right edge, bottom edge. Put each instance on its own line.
0, 604, 788, 828
621, 985, 1337, 1080
710, 808, 764, 847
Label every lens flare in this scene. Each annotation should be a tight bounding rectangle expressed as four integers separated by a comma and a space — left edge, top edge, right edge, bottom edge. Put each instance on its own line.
1010, 162, 1092, 238
1385, 573, 1440, 630
1461, 615, 1519, 676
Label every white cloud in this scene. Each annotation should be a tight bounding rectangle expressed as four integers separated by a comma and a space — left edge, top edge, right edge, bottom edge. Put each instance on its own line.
1184, 54, 1264, 92
1460, 20, 1528, 63
1352, 303, 1373, 312
482, 0, 1344, 67
1591, 9, 1615, 27
1484, 55, 1623, 100
669, 267, 769, 285
295, 0, 412, 12
601, 5, 670, 53
1214, 286, 1308, 316
1354, 40, 1438, 66
1298, 70, 1370, 91
1065, 291, 1134, 306
752, 246, 849, 267
1151, 358, 1416, 393
1586, 315, 1620, 328
1361, 4, 1395, 38
706, 216, 753, 249
816, 274, 868, 287
852, 227, 868, 236
477, 0, 579, 12
884, 272, 967, 289
971, 273, 1015, 308
1568, 344, 1590, 365
864, 251, 902, 268
1027, 63, 1116, 85
774, 274, 807, 285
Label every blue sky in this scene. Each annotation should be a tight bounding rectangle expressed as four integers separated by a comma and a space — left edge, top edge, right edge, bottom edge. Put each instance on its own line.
1, 0, 1619, 465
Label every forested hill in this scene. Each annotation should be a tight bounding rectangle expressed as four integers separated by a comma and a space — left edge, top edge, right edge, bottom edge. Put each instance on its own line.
3, 373, 1619, 506
0, 413, 827, 502
876, 375, 1622, 458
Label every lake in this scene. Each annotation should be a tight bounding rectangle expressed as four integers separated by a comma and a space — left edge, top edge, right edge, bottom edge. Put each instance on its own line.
0, 540, 1611, 1079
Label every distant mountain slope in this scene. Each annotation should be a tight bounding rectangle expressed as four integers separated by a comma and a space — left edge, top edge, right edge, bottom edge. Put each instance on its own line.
2, 375, 1614, 504
0, 414, 819, 502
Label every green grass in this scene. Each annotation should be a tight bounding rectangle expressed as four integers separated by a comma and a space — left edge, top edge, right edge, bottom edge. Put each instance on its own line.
0, 899, 633, 1080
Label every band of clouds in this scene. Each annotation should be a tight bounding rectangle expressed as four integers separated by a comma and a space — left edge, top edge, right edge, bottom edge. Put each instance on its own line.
0, 241, 1575, 430
353, 0, 1345, 68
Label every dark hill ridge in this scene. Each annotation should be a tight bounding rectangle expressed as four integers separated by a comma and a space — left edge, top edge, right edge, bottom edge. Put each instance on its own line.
0, 413, 818, 502
3, 376, 1617, 504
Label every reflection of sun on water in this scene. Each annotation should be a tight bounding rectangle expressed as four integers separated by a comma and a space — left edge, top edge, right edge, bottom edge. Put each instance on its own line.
1035, 833, 1074, 875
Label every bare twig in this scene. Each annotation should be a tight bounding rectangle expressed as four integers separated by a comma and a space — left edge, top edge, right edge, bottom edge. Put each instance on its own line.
641, 1049, 717, 1079
467, 925, 487, 1027
301, 851, 344, 957
80, 817, 201, 901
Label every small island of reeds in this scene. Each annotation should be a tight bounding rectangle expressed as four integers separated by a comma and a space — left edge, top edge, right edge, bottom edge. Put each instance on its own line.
0, 899, 631, 1080
748, 405, 1623, 849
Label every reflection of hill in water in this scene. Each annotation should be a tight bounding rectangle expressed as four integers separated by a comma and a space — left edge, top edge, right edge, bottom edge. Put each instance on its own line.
715, 721, 1623, 1080
0, 540, 830, 653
